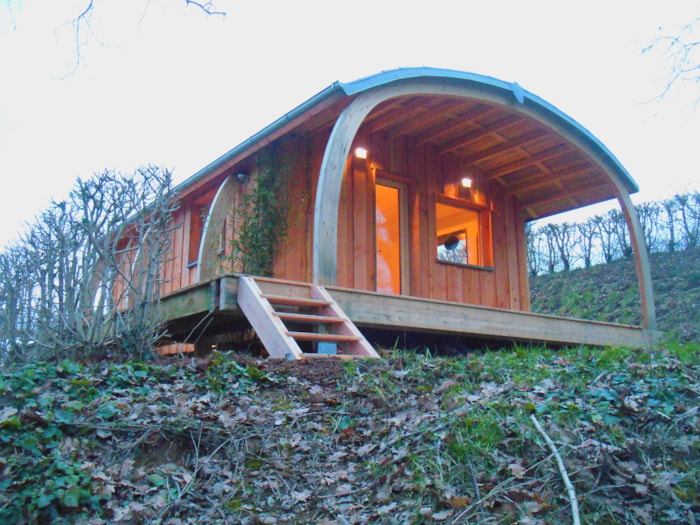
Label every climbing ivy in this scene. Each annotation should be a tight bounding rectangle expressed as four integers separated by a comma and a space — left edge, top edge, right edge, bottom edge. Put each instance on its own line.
230, 145, 290, 276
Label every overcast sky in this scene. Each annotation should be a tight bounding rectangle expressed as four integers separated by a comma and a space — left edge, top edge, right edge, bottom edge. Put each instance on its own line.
1, 0, 698, 247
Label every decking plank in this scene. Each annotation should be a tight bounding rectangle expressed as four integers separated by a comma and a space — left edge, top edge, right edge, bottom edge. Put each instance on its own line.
163, 276, 661, 349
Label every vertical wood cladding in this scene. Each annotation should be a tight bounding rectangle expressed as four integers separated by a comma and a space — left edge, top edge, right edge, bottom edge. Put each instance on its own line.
162, 129, 529, 312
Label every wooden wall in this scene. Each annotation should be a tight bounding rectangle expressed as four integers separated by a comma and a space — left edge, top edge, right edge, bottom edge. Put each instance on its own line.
158, 128, 530, 312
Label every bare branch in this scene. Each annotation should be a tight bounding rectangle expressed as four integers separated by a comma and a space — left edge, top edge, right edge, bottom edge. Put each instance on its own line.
185, 0, 226, 17
56, 0, 97, 77
645, 17, 700, 103
530, 414, 581, 525
58, 1, 227, 74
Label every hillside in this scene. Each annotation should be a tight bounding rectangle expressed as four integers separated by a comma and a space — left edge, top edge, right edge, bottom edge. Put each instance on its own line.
531, 247, 700, 343
1, 344, 698, 524
1, 250, 699, 524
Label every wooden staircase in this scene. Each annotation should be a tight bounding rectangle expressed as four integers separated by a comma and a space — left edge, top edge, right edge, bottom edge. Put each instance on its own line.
237, 276, 380, 360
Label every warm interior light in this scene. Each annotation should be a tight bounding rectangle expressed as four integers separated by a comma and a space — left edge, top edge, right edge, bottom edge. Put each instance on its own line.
461, 177, 473, 188
355, 147, 368, 159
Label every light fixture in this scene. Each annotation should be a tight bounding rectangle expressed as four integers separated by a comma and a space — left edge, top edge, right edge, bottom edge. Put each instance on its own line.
236, 172, 249, 184
461, 177, 473, 189
354, 147, 368, 159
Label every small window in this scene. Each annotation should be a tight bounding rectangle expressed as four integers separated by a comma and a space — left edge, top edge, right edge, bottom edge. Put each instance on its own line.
436, 197, 492, 268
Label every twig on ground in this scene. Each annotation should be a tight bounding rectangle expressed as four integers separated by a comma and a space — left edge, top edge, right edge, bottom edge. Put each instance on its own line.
466, 457, 485, 521
530, 414, 581, 525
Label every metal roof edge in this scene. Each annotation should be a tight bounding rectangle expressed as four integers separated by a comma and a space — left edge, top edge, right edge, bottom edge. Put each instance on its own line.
338, 67, 638, 194
173, 81, 346, 196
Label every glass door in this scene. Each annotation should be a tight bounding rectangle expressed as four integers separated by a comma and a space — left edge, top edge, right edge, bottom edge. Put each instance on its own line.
375, 179, 408, 294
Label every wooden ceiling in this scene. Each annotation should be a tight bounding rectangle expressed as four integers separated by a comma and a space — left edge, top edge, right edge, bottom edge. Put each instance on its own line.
301, 94, 622, 221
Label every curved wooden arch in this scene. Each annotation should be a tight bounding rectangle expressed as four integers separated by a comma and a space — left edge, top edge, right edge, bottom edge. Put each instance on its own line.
312, 80, 657, 331
197, 175, 237, 282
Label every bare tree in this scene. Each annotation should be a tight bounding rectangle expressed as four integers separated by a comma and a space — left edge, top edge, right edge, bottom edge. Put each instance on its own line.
67, 1, 226, 68
660, 198, 679, 253
525, 223, 544, 276
645, 17, 700, 104
674, 191, 700, 249
538, 225, 558, 273
636, 201, 662, 253
2, 1, 227, 74
0, 167, 177, 365
575, 218, 599, 269
545, 223, 576, 272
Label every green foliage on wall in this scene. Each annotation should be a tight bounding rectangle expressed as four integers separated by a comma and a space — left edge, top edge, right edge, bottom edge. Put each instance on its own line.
230, 145, 290, 277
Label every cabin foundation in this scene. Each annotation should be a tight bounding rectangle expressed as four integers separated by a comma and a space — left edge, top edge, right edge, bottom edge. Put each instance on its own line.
158, 275, 661, 356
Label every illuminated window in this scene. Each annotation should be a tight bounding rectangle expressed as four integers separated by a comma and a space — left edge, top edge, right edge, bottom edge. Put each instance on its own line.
436, 197, 492, 268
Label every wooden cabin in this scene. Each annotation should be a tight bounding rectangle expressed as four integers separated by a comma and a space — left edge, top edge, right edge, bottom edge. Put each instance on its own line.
153, 68, 660, 358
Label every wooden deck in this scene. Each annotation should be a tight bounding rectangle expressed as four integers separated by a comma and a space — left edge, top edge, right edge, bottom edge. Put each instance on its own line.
159, 275, 662, 351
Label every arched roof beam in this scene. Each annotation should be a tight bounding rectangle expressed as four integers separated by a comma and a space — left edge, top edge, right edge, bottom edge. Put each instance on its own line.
312, 76, 656, 331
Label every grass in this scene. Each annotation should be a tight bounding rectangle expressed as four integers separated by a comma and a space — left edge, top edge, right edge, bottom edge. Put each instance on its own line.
0, 343, 698, 523
531, 247, 700, 343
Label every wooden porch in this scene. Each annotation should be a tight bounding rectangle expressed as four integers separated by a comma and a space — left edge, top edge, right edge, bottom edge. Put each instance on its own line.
158, 275, 661, 355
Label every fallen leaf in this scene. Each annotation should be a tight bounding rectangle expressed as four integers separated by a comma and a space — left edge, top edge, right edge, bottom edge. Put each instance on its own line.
432, 509, 454, 520
376, 502, 397, 515
449, 495, 472, 509
0, 406, 18, 423
508, 462, 526, 478
292, 489, 312, 502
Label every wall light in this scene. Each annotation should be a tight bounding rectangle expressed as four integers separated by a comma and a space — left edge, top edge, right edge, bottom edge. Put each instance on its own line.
461, 177, 473, 188
354, 147, 368, 159
236, 172, 249, 184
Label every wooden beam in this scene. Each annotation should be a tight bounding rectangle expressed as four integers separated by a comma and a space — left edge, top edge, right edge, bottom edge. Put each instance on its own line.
364, 98, 428, 133
313, 80, 543, 286
415, 104, 496, 146
613, 189, 658, 331
164, 275, 661, 348
485, 143, 571, 180
438, 114, 523, 155
160, 280, 218, 321
197, 174, 236, 282
327, 286, 661, 348
506, 166, 598, 197
519, 177, 606, 209
459, 128, 549, 164
386, 99, 480, 138
312, 74, 657, 342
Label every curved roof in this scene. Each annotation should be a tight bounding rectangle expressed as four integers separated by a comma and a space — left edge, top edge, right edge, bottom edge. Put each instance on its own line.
179, 67, 637, 218
340, 68, 636, 188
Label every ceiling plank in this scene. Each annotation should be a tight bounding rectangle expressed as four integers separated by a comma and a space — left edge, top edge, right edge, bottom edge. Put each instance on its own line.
519, 177, 611, 208
507, 165, 598, 196
486, 143, 571, 180
364, 98, 429, 133
415, 104, 496, 146
439, 114, 523, 155
459, 128, 549, 164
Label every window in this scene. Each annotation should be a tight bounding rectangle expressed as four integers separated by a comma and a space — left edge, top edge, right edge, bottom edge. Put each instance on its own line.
435, 196, 492, 268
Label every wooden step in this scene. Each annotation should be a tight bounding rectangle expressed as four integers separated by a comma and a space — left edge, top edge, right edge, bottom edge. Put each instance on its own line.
286, 331, 361, 343
237, 276, 379, 360
301, 353, 356, 360
274, 312, 345, 324
261, 294, 332, 308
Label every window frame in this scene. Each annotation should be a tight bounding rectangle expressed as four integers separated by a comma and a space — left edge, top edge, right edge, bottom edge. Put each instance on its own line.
434, 193, 494, 270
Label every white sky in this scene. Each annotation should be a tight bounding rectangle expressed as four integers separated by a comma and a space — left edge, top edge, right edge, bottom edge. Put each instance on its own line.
1, 0, 698, 247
